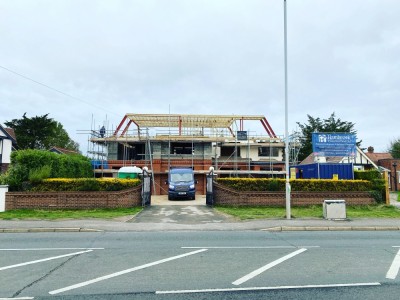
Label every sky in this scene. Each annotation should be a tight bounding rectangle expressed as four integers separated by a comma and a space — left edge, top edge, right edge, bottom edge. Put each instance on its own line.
1, 0, 399, 154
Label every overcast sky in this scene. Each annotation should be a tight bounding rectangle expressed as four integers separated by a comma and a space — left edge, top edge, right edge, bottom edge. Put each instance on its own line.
1, 0, 399, 154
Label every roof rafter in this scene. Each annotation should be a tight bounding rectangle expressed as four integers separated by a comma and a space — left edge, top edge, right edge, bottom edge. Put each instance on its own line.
113, 113, 277, 138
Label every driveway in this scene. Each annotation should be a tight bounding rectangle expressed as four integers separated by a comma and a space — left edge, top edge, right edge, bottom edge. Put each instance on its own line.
132, 195, 233, 224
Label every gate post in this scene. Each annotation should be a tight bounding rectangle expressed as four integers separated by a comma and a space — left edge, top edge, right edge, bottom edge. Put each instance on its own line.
206, 167, 214, 207
141, 167, 151, 207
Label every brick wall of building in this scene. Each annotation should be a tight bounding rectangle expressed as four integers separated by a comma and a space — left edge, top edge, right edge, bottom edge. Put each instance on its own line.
213, 183, 375, 206
378, 159, 400, 191
5, 185, 142, 210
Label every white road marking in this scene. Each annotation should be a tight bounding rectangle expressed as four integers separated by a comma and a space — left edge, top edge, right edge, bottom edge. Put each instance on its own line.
0, 248, 103, 251
49, 248, 208, 295
156, 282, 381, 294
232, 248, 307, 285
0, 297, 34, 300
0, 250, 93, 271
180, 206, 213, 216
182, 246, 319, 249
386, 248, 400, 279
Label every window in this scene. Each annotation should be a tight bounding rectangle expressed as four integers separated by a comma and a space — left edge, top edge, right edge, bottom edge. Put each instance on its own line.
220, 146, 240, 157
170, 143, 193, 155
258, 147, 279, 157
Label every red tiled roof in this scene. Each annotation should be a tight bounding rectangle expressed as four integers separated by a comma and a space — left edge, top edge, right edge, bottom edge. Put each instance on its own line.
365, 152, 393, 164
4, 128, 17, 141
50, 147, 79, 155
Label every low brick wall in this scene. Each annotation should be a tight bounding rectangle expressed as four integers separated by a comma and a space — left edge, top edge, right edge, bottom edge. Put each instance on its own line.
214, 183, 375, 206
5, 185, 142, 210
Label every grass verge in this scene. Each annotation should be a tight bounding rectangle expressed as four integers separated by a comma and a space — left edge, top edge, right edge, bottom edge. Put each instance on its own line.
0, 207, 142, 220
215, 205, 400, 220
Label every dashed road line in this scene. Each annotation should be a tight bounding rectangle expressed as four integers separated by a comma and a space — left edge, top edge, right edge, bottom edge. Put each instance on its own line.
49, 248, 208, 295
0, 297, 34, 300
386, 248, 400, 280
182, 246, 319, 249
156, 282, 381, 294
0, 248, 104, 251
0, 250, 93, 271
232, 248, 307, 285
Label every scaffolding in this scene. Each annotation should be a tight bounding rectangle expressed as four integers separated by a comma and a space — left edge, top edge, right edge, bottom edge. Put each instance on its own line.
84, 113, 288, 179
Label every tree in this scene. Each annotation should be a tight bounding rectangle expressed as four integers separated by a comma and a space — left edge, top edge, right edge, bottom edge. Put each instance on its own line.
296, 112, 358, 162
5, 113, 79, 151
388, 139, 400, 159
47, 122, 80, 151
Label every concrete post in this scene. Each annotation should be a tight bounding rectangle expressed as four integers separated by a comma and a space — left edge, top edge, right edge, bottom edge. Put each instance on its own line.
0, 185, 9, 212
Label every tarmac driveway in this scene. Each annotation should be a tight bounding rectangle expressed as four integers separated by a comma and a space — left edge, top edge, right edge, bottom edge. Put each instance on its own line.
131, 205, 233, 224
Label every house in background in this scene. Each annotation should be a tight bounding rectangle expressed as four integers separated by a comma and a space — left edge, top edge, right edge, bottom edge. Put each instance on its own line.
299, 146, 379, 171
49, 146, 79, 155
0, 124, 17, 173
365, 146, 399, 191
298, 145, 400, 191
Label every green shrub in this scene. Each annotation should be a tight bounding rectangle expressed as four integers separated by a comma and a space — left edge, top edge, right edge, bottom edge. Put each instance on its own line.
216, 178, 372, 192
30, 178, 141, 192
0, 173, 8, 185
354, 170, 382, 181
369, 190, 384, 204
7, 150, 93, 191
29, 165, 52, 184
369, 178, 386, 204
3, 164, 29, 191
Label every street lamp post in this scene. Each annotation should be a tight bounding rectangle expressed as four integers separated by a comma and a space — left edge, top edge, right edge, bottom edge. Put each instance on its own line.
284, 0, 291, 219
393, 162, 398, 192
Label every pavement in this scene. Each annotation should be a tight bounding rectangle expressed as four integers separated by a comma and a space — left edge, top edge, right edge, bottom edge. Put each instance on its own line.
0, 193, 399, 233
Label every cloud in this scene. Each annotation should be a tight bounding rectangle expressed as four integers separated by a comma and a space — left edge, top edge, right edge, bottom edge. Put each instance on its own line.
0, 0, 399, 153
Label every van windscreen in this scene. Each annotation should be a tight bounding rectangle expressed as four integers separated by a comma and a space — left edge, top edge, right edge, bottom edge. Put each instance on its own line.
171, 173, 193, 182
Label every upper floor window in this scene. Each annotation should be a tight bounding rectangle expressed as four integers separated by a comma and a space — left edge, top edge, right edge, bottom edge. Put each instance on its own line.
258, 147, 279, 157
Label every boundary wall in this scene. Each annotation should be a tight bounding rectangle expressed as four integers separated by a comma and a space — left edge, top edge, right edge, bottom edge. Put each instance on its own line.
214, 183, 375, 206
5, 185, 142, 210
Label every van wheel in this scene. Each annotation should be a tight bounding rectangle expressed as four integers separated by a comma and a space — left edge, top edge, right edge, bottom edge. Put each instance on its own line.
168, 195, 173, 200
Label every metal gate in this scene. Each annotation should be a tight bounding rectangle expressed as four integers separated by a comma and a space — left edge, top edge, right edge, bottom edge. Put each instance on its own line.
141, 168, 151, 207
206, 168, 214, 206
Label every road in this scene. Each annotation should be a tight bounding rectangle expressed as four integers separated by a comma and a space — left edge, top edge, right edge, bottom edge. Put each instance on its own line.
0, 231, 399, 299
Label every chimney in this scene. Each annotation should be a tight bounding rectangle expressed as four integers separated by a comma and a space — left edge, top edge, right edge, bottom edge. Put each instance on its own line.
367, 146, 374, 153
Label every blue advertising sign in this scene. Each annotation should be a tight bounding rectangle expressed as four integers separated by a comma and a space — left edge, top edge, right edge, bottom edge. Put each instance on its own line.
312, 133, 356, 157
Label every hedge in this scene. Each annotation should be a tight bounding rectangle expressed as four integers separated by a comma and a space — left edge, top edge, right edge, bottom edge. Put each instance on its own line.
216, 178, 373, 192
354, 170, 382, 181
29, 178, 141, 192
4, 150, 93, 191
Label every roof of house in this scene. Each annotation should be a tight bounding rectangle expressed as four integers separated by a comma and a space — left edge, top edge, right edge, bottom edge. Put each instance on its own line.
299, 153, 343, 165
0, 124, 17, 145
299, 146, 379, 169
49, 147, 79, 155
364, 152, 393, 164
4, 128, 16, 141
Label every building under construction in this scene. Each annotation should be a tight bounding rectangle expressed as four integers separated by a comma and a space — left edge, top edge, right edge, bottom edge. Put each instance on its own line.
88, 114, 287, 195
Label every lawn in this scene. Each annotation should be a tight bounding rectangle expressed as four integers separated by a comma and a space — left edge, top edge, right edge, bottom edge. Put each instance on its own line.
0, 207, 142, 220
215, 205, 400, 220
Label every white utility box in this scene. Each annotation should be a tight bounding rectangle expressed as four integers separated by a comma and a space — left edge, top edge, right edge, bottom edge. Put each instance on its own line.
323, 199, 346, 220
